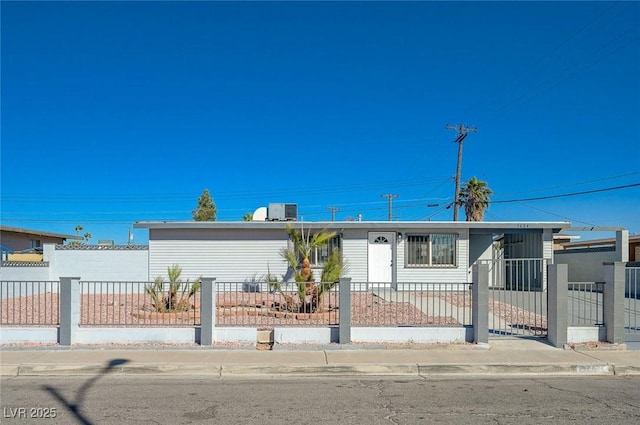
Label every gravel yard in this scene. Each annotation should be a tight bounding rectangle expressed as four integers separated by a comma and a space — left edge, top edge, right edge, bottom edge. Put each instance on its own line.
1, 291, 462, 327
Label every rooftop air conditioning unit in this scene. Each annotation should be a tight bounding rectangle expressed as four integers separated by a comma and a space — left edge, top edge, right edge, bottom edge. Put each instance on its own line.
267, 203, 298, 221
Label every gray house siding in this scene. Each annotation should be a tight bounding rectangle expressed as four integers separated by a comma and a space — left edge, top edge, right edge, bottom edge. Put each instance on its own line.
149, 228, 289, 282
554, 248, 617, 282
469, 233, 495, 265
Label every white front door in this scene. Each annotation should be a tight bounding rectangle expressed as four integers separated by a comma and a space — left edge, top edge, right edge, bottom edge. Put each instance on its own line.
368, 232, 394, 283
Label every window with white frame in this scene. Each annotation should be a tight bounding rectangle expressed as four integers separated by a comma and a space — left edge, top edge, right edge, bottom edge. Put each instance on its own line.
300, 235, 342, 267
405, 233, 457, 267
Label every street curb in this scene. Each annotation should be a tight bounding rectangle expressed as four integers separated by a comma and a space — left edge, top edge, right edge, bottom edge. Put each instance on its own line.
613, 365, 640, 376
0, 365, 20, 376
1, 362, 617, 377
14, 364, 223, 377
221, 364, 420, 377
417, 363, 613, 376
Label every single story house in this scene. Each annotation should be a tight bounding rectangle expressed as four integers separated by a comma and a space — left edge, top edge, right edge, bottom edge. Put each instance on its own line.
0, 226, 80, 261
134, 220, 569, 288
556, 234, 639, 262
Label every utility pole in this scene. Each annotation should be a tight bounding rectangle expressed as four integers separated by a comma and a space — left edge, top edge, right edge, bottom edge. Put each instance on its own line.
445, 123, 478, 221
326, 206, 341, 221
381, 194, 399, 221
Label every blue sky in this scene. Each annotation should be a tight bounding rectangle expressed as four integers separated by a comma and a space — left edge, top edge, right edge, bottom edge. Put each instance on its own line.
1, 1, 639, 245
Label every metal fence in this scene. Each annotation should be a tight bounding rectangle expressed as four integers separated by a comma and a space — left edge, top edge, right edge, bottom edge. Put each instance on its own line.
479, 259, 548, 337
480, 258, 547, 291
216, 281, 339, 327
0, 281, 60, 326
80, 281, 201, 327
626, 267, 640, 336
568, 282, 604, 326
351, 282, 471, 327
489, 287, 547, 337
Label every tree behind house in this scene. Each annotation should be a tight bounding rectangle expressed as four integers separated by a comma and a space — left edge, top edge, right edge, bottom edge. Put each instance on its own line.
192, 188, 217, 221
458, 177, 492, 221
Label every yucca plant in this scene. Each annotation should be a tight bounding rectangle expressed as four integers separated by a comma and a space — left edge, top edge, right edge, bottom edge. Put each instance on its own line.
145, 265, 201, 312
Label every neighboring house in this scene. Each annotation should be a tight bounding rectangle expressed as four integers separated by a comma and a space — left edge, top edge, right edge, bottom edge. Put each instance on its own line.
554, 231, 635, 282
556, 233, 639, 262
0, 226, 80, 258
134, 220, 568, 286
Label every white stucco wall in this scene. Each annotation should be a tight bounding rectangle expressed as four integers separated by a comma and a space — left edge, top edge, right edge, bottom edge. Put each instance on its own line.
0, 265, 51, 281
0, 244, 149, 283
46, 245, 149, 282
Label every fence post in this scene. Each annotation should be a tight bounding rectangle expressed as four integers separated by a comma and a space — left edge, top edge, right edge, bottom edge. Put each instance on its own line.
200, 277, 216, 346
547, 264, 568, 348
59, 277, 81, 346
472, 264, 489, 344
339, 278, 351, 344
603, 262, 625, 344
616, 230, 629, 262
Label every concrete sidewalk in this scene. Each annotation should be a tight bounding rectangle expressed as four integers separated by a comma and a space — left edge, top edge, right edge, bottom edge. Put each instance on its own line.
1, 340, 640, 378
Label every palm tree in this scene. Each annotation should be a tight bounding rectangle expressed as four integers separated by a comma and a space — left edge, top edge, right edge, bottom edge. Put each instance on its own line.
458, 177, 492, 221
273, 224, 345, 313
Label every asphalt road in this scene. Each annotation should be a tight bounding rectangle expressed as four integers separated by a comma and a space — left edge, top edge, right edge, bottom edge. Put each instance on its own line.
2, 375, 640, 424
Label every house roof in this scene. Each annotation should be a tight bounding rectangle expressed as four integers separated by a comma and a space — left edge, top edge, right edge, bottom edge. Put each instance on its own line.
560, 234, 640, 249
134, 220, 570, 234
0, 225, 81, 240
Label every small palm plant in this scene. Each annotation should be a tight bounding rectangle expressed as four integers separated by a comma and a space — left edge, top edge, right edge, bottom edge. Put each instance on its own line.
271, 224, 346, 313
145, 265, 201, 312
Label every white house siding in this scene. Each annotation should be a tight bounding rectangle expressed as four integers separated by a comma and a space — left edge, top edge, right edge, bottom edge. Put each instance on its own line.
396, 230, 470, 283
148, 229, 289, 283
543, 229, 554, 261
341, 230, 369, 282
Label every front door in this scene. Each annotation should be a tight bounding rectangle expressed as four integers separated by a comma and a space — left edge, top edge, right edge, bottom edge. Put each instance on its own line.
368, 232, 394, 284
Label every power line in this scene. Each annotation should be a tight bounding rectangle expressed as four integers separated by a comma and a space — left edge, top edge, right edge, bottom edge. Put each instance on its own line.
496, 171, 640, 197
519, 203, 599, 227
1, 176, 453, 203
3, 183, 637, 225
491, 183, 640, 204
